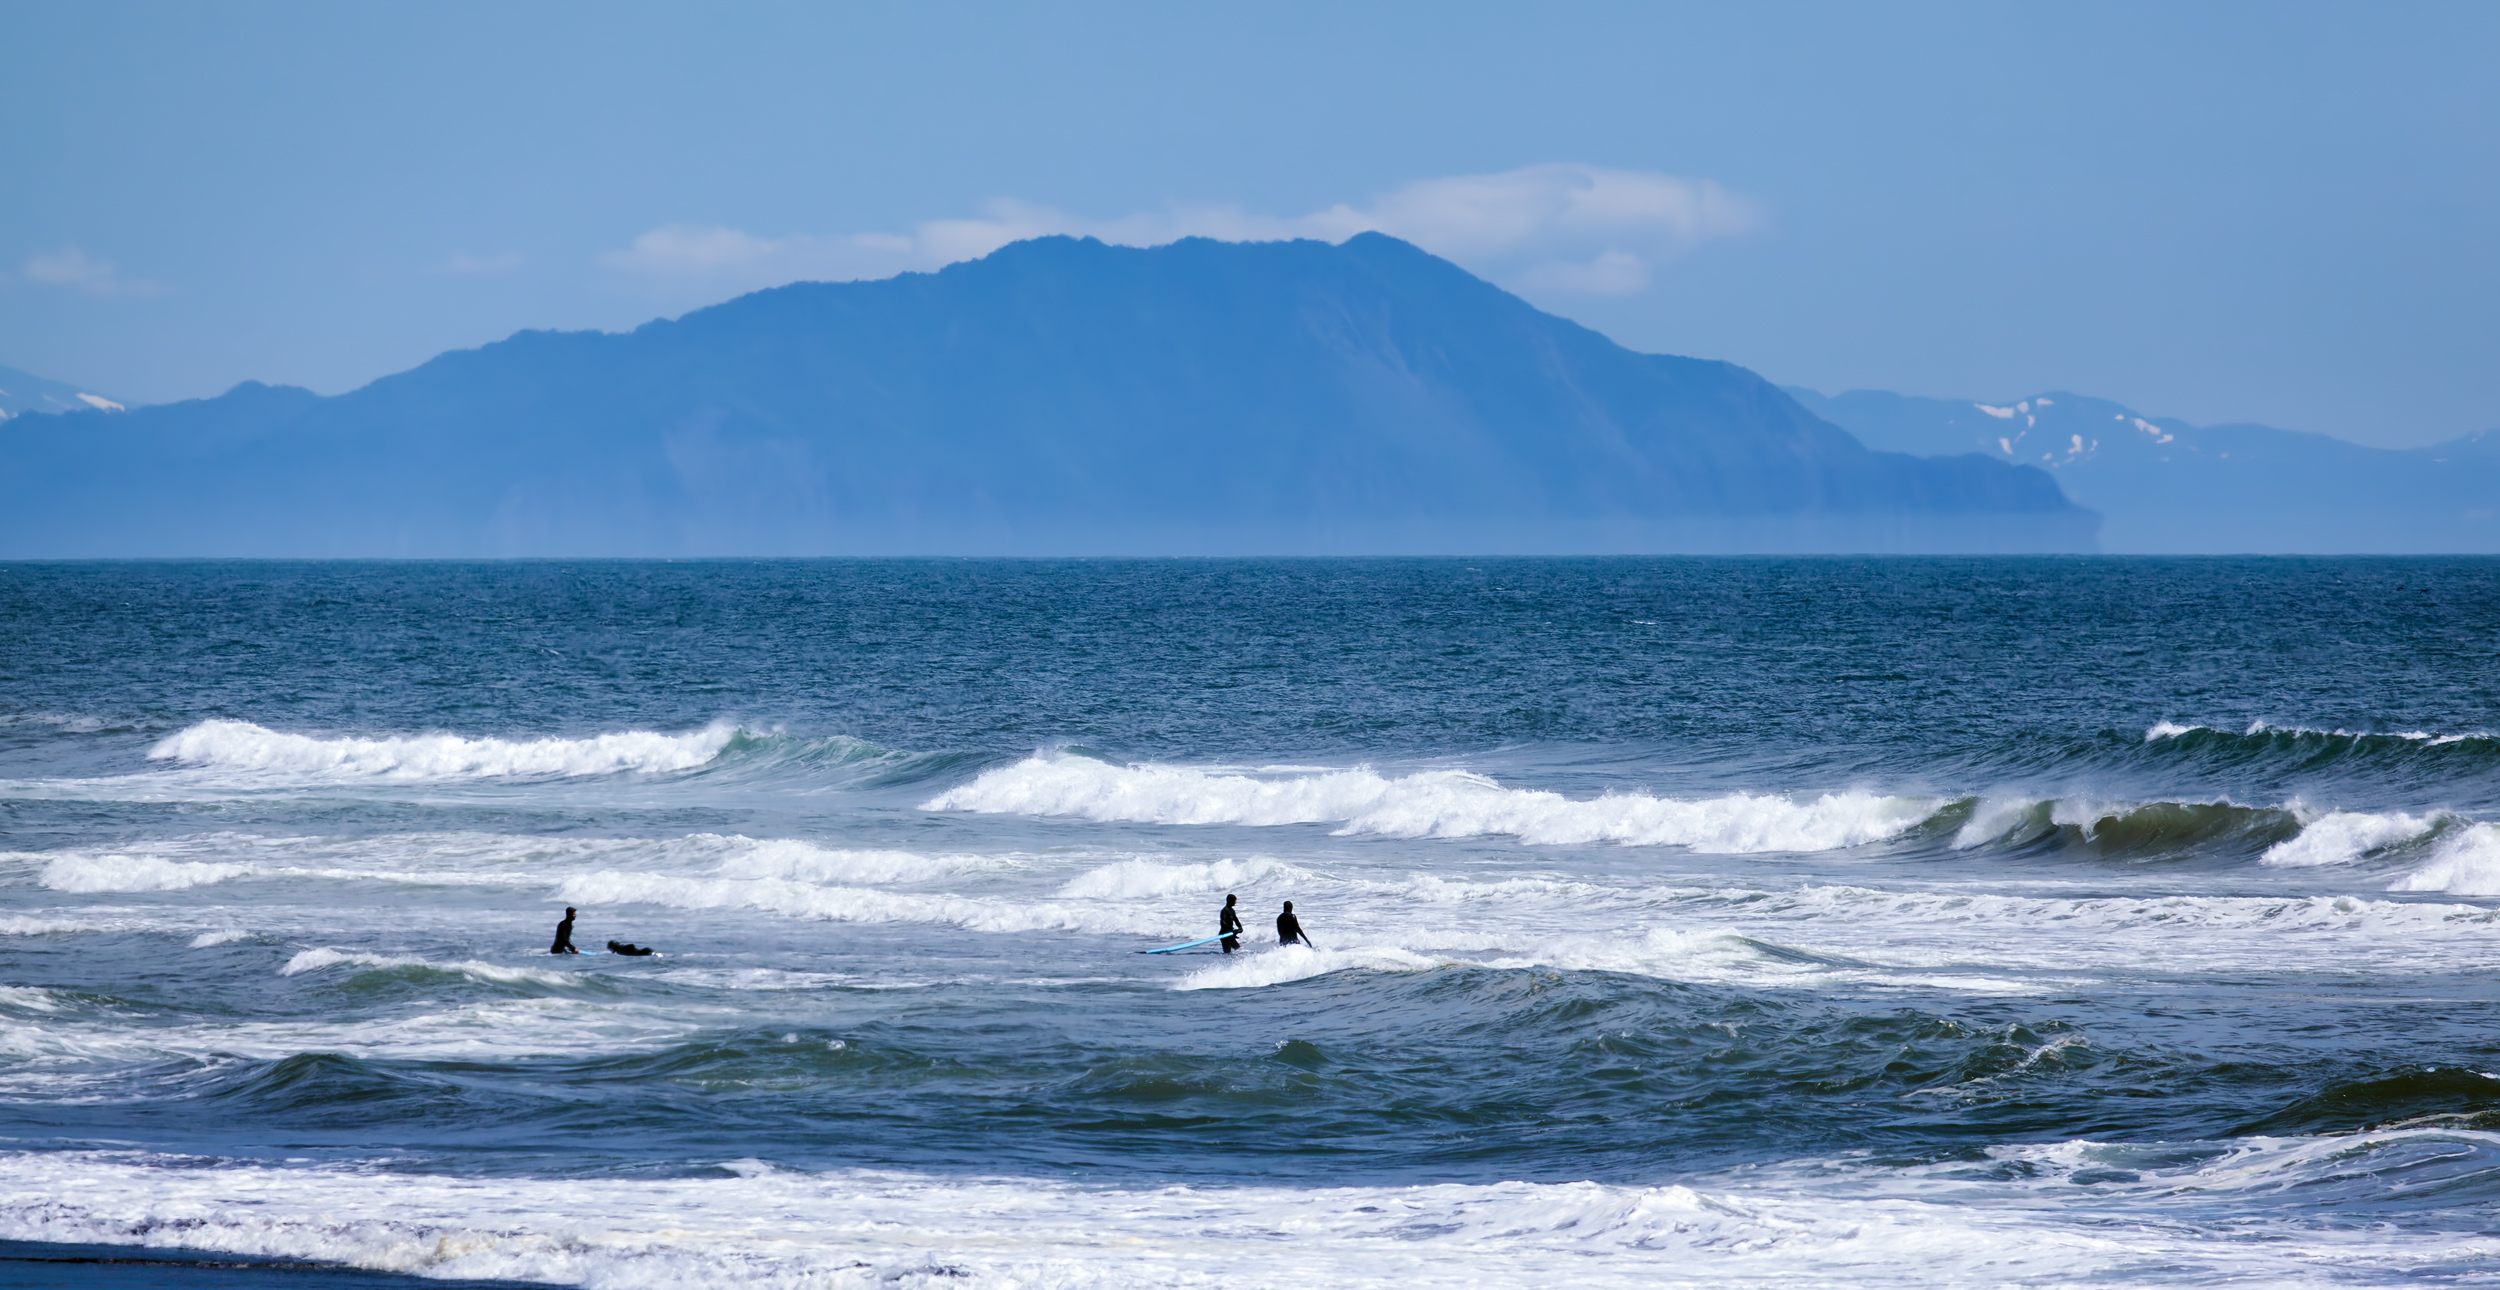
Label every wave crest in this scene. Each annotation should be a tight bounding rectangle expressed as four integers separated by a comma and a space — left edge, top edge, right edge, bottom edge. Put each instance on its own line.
2385, 824, 2500, 895
2146, 720, 2496, 751
926, 754, 1938, 853
146, 719, 739, 781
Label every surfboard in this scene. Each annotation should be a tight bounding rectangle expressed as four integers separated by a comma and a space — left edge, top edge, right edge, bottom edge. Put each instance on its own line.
1139, 931, 1238, 954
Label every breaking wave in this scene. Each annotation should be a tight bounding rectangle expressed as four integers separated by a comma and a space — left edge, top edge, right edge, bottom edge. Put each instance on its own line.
148, 719, 740, 780
2384, 823, 2500, 896
8, 1132, 2491, 1289
2145, 719, 2498, 758
1947, 797, 2301, 857
924, 753, 1939, 852
37, 854, 253, 893
2260, 809, 2450, 867
277, 947, 586, 988
132, 720, 976, 790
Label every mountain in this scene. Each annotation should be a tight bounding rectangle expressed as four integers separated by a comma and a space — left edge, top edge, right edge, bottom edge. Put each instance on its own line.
1786, 388, 2499, 553
0, 365, 126, 420
0, 235, 2093, 557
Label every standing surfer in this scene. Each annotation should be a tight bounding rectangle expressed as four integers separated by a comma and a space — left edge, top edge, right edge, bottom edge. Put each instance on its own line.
550, 906, 580, 955
1277, 901, 1315, 949
1219, 894, 1243, 954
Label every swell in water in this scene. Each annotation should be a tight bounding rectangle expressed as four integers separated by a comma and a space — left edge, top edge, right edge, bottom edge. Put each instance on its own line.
7, 558, 2499, 1288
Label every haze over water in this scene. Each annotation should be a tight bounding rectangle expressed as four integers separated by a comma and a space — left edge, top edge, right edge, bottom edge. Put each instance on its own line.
3, 557, 2498, 1286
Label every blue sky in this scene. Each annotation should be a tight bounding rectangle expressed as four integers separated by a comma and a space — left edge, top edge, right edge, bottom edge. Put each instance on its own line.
3, 0, 2493, 447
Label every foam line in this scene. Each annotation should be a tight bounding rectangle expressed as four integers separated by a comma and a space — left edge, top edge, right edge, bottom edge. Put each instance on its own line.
0, 1140, 2488, 1289
2261, 810, 2443, 867
927, 753, 1937, 852
2387, 824, 2500, 895
278, 947, 588, 988
146, 719, 738, 780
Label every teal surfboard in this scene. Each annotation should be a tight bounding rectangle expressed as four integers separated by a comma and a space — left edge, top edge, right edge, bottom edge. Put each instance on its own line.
1140, 930, 1238, 954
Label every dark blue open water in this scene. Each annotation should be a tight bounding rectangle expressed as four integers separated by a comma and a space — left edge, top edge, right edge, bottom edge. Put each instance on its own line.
2, 557, 2497, 1286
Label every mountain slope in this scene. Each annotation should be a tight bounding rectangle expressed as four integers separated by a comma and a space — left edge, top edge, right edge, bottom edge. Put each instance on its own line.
1787, 387, 2498, 553
0, 365, 127, 420
1, 235, 2094, 556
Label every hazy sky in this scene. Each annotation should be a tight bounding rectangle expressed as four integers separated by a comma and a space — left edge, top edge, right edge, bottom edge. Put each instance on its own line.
4, 1, 2493, 446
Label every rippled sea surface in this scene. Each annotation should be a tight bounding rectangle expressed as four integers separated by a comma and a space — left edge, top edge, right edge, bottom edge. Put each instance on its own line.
3, 557, 2498, 1288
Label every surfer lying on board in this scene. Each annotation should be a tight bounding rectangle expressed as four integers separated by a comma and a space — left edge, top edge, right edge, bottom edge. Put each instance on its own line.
1277, 901, 1316, 949
606, 940, 656, 956
550, 907, 580, 955
1219, 894, 1243, 954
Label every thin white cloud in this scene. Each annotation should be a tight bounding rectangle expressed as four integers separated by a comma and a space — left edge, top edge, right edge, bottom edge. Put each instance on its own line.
604, 163, 1759, 300
436, 251, 524, 275
22, 246, 160, 296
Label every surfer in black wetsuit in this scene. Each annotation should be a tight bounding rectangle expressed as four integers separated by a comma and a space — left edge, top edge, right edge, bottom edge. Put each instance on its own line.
1219, 894, 1243, 954
550, 907, 580, 955
1277, 900, 1315, 949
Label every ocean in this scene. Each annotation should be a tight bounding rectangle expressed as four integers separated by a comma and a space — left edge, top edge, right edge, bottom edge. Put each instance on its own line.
1, 556, 2496, 1287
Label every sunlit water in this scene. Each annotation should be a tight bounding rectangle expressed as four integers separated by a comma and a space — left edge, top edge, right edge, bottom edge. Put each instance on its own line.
3, 557, 2497, 1287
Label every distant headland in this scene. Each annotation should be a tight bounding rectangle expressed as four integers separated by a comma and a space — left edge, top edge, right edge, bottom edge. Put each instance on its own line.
0, 234, 2094, 557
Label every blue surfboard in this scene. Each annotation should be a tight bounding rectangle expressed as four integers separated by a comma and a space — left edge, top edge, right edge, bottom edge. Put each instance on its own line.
1140, 930, 1237, 954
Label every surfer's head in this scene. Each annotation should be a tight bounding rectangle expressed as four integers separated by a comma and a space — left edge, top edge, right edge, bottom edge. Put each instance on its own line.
1283, 901, 1293, 911
1225, 894, 1236, 905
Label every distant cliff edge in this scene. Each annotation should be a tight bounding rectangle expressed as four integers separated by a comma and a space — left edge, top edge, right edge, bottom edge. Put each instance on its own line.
1, 235, 2094, 557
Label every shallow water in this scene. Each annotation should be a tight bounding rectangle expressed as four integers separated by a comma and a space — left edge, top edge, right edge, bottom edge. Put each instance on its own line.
2, 557, 2497, 1287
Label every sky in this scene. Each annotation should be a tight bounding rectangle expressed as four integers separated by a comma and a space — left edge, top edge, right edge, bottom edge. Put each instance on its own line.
2, 0, 2494, 448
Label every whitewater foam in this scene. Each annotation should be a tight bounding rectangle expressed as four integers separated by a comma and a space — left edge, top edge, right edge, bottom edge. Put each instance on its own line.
707, 836, 1012, 885
928, 754, 1936, 852
554, 871, 1184, 938
2262, 810, 2443, 867
2, 1140, 2488, 1290
2386, 824, 2500, 895
1055, 855, 1314, 899
278, 947, 589, 989
39, 853, 254, 893
146, 719, 739, 780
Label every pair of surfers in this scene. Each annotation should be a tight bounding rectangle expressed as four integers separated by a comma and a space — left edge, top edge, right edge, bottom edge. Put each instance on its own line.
1217, 893, 1314, 954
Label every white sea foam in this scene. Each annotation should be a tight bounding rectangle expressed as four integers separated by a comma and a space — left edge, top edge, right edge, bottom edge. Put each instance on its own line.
1174, 943, 1451, 990
39, 854, 253, 893
1055, 855, 1312, 899
1949, 797, 2041, 848
278, 947, 587, 988
145, 719, 738, 780
22, 847, 544, 894
0, 987, 63, 1013
2148, 719, 2492, 746
2262, 810, 2442, 867
188, 929, 251, 948
707, 836, 1010, 885
0, 915, 105, 936
0, 1141, 2486, 1290
2386, 823, 2500, 895
1170, 929, 1812, 993
928, 754, 1935, 852
555, 872, 1181, 938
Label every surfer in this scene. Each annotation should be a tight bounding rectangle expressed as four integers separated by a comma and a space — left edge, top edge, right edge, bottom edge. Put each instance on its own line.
550, 907, 580, 955
606, 940, 655, 957
1219, 894, 1243, 954
1277, 900, 1315, 949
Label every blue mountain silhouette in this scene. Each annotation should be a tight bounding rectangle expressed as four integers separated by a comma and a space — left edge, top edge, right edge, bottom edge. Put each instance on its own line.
0, 234, 2094, 556
1788, 387, 2500, 553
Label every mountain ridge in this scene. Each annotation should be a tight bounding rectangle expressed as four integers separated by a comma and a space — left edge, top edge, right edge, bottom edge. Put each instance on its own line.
1787, 386, 2498, 553
0, 234, 2094, 557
